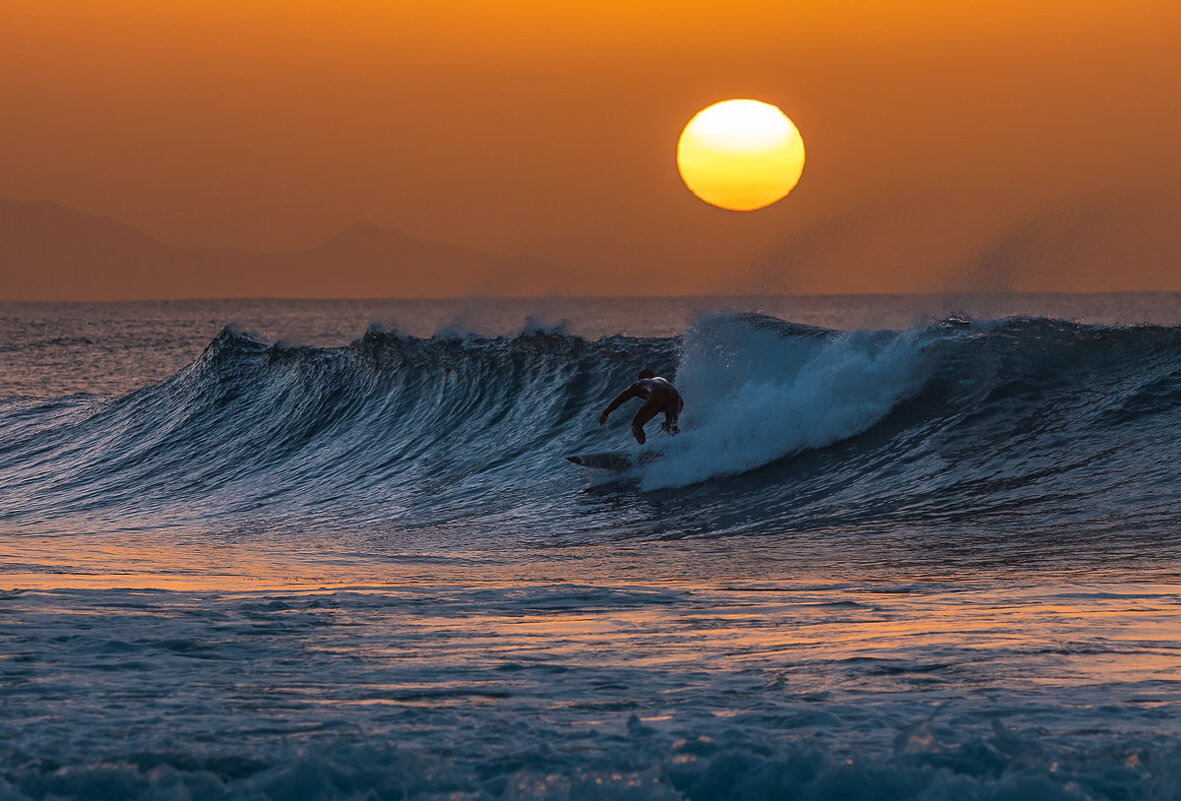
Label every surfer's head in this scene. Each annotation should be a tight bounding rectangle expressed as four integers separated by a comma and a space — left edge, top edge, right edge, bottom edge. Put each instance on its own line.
637, 369, 656, 380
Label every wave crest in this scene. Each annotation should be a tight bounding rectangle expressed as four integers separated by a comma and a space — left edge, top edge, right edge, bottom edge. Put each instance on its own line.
2, 313, 1180, 538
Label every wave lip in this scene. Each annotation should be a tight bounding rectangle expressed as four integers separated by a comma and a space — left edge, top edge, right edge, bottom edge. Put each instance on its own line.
2, 312, 1181, 541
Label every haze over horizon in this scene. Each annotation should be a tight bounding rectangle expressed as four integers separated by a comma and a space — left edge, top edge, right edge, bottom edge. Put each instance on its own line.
2, 1, 1180, 298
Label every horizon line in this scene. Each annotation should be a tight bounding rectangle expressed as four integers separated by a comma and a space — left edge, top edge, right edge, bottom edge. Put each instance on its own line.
4, 289, 1181, 304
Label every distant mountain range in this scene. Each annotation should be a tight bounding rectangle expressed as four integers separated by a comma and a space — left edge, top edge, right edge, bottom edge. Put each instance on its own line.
0, 197, 582, 300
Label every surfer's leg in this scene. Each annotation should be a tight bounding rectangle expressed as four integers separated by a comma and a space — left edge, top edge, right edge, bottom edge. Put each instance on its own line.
631, 401, 660, 444
661, 410, 679, 435
659, 397, 682, 434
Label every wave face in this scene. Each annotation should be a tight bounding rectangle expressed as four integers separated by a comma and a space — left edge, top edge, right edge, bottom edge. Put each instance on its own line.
2, 312, 1181, 544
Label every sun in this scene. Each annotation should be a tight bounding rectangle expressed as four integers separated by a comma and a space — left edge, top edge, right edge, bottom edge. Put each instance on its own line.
676, 99, 805, 211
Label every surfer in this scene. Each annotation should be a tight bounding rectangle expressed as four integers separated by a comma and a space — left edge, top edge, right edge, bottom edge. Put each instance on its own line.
598, 369, 683, 445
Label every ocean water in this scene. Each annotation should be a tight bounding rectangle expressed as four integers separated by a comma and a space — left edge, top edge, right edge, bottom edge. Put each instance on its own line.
1, 294, 1180, 800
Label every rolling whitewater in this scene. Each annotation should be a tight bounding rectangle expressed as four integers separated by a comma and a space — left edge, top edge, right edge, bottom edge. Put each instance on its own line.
2, 296, 1180, 800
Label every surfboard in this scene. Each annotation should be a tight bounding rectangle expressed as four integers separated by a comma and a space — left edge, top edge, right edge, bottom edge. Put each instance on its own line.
565, 452, 633, 470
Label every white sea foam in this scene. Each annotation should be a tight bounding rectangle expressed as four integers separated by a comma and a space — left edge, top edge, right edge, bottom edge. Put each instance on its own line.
1, 581, 1178, 800
4, 301, 1181, 800
639, 316, 929, 489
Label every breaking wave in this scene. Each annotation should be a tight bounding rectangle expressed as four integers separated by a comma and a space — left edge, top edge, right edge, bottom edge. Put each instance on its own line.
2, 312, 1180, 539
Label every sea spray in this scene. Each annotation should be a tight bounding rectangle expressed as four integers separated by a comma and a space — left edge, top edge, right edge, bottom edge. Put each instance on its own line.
640, 314, 931, 489
1, 313, 1180, 543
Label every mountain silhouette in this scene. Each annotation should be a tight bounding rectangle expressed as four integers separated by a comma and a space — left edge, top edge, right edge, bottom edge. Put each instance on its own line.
0, 197, 579, 300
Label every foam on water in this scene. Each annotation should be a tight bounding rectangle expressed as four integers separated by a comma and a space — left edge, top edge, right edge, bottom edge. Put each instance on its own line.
640, 315, 930, 488
2, 299, 1181, 800
4, 309, 1180, 556
1, 579, 1178, 800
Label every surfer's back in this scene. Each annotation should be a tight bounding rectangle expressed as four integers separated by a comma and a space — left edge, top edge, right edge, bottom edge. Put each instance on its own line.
636, 377, 679, 404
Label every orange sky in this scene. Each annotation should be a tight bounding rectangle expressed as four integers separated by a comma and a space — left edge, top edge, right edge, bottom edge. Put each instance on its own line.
2, 0, 1180, 296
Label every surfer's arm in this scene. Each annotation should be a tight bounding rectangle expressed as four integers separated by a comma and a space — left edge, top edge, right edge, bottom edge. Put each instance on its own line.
599, 384, 641, 424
